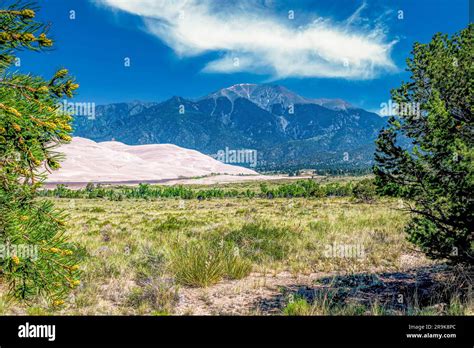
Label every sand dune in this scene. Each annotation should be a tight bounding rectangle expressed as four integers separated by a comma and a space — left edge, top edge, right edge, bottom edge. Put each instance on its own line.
45, 137, 258, 184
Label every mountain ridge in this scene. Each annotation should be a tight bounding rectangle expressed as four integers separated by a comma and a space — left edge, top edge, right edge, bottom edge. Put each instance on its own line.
202, 83, 355, 111
73, 84, 386, 170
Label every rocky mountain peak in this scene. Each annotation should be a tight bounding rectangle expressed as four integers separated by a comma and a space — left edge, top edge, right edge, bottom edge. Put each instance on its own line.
203, 83, 353, 111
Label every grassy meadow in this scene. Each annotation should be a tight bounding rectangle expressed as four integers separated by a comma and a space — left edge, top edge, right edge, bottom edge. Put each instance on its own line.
0, 178, 471, 315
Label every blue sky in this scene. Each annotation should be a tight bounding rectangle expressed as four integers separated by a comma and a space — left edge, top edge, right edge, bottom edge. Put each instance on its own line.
17, 0, 469, 111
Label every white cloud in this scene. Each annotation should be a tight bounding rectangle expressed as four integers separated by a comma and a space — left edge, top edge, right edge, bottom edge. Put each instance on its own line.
96, 0, 397, 79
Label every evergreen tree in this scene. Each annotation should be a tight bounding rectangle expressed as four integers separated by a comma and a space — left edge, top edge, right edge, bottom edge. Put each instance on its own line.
0, 1, 80, 304
374, 24, 473, 263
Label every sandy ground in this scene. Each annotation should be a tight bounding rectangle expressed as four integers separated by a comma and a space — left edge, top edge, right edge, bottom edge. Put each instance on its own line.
45, 137, 259, 185
174, 259, 447, 316
174, 271, 324, 315
43, 137, 315, 189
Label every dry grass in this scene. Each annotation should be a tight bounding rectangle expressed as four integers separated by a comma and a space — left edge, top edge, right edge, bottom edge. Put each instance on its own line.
0, 183, 471, 315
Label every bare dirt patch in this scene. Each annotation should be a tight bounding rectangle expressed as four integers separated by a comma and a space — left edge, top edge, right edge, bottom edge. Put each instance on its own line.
174, 263, 472, 315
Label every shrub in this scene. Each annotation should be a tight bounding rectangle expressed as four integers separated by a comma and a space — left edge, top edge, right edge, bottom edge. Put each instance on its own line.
352, 179, 377, 202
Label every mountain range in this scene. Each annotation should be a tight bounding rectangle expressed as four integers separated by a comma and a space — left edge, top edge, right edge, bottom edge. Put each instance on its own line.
73, 84, 387, 170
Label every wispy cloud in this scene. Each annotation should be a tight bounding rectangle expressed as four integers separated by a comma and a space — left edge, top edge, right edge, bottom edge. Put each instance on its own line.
96, 0, 397, 80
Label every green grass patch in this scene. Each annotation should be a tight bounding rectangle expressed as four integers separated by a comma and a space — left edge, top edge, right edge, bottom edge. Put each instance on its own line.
168, 241, 252, 287
219, 223, 299, 262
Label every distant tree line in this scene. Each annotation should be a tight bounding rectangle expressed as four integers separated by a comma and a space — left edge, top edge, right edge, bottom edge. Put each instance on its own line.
39, 179, 377, 202
259, 165, 374, 176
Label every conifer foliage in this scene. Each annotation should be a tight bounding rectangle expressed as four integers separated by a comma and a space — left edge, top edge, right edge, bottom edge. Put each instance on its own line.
374, 24, 473, 263
0, 1, 80, 303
